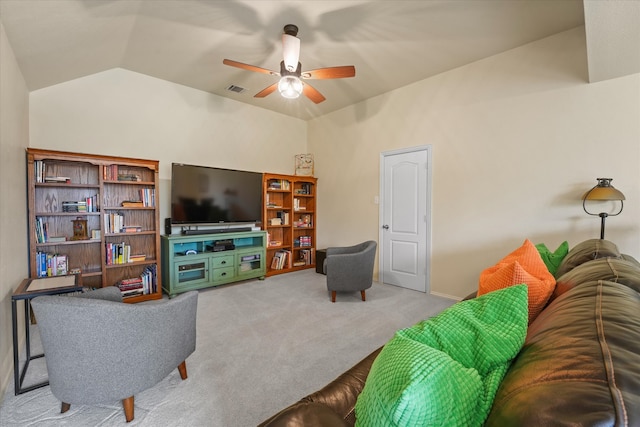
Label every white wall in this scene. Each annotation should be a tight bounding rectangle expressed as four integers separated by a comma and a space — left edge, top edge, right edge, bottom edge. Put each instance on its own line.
309, 27, 640, 299
0, 22, 30, 398
29, 68, 308, 224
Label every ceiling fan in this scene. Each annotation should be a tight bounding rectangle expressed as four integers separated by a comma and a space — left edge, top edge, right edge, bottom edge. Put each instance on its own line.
223, 24, 355, 104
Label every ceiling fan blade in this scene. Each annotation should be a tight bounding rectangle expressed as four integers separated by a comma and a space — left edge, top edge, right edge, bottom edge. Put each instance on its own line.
223, 59, 278, 76
254, 83, 279, 98
302, 66, 355, 80
302, 83, 326, 104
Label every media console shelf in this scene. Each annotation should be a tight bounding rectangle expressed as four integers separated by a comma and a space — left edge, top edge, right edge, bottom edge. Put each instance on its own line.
161, 230, 267, 296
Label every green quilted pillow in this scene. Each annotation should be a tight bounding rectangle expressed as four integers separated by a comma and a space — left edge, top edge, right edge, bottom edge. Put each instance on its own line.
535, 241, 569, 276
355, 284, 528, 427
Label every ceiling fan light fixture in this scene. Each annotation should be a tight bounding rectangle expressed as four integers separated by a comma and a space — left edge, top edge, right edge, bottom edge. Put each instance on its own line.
282, 33, 300, 72
278, 75, 303, 99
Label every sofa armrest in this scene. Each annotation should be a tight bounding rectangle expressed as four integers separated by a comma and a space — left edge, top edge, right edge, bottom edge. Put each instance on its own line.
259, 347, 382, 427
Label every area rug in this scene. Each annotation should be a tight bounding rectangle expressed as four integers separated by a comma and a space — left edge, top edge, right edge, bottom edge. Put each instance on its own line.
0, 270, 455, 426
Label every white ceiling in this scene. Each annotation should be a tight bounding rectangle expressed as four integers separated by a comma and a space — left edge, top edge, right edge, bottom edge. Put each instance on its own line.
1, 0, 638, 121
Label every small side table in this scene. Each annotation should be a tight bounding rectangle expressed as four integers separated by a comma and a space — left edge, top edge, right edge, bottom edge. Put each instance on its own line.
316, 249, 327, 274
12, 275, 83, 395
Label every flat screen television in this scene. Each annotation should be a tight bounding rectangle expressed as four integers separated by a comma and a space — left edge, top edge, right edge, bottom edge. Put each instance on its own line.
171, 163, 263, 226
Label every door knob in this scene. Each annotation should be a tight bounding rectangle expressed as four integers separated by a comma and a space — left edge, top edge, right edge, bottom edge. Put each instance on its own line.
382, 224, 389, 230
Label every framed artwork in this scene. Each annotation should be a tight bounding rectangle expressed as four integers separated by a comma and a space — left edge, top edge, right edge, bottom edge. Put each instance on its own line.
295, 154, 314, 176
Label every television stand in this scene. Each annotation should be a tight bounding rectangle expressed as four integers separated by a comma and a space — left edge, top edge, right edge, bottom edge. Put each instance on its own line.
161, 230, 266, 297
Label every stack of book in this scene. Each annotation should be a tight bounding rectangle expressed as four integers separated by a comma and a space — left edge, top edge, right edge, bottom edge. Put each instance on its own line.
118, 277, 145, 298
35, 218, 48, 243
117, 264, 157, 297
268, 179, 290, 190
104, 212, 124, 233
121, 225, 142, 233
299, 248, 314, 265
117, 173, 142, 182
294, 236, 312, 247
44, 176, 71, 184
105, 242, 131, 265
62, 201, 87, 213
271, 250, 292, 270
139, 188, 155, 207
293, 198, 306, 211
35, 252, 68, 277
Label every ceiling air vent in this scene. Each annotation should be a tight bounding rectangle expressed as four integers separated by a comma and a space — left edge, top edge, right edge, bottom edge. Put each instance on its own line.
226, 84, 246, 94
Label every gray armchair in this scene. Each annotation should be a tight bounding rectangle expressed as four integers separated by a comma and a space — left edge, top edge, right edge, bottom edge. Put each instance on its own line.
324, 240, 377, 302
31, 286, 197, 422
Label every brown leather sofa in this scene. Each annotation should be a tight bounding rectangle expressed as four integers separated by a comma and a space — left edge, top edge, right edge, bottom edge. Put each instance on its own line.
259, 239, 640, 427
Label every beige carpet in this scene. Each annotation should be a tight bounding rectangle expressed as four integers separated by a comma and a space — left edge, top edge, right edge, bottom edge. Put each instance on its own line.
0, 269, 455, 426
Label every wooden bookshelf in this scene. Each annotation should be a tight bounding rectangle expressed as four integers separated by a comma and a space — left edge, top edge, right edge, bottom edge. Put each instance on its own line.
262, 173, 317, 276
26, 148, 162, 303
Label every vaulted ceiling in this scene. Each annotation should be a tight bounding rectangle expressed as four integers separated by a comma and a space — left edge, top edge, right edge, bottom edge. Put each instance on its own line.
2, 1, 638, 120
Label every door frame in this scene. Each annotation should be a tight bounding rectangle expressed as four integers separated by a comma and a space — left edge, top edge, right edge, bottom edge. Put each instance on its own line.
378, 145, 433, 293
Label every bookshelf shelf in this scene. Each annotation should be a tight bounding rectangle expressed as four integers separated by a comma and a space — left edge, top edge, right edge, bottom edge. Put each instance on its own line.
262, 173, 317, 277
26, 148, 162, 302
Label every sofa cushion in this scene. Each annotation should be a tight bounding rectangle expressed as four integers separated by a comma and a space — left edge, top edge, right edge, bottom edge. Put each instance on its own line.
554, 238, 621, 277
354, 285, 528, 427
485, 279, 640, 426
535, 241, 569, 276
552, 257, 640, 301
478, 239, 555, 323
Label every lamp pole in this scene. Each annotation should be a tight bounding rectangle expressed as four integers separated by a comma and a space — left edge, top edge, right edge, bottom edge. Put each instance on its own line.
598, 212, 608, 239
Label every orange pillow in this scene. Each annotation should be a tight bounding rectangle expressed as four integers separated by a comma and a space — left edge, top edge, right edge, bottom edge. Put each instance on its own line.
478, 239, 556, 323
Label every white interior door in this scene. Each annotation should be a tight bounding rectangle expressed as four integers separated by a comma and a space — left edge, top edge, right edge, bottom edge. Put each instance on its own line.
380, 146, 431, 292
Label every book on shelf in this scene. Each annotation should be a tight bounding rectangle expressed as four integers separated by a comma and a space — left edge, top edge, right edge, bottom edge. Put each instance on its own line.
122, 225, 142, 233
44, 176, 71, 184
104, 212, 124, 234
121, 200, 144, 207
116, 264, 157, 297
36, 252, 68, 277
299, 248, 315, 265
268, 179, 290, 191
276, 211, 289, 225
35, 218, 48, 243
294, 236, 312, 247
129, 254, 146, 262
293, 198, 306, 211
271, 250, 292, 270
117, 174, 142, 182
62, 201, 87, 212
47, 236, 67, 243
138, 188, 155, 207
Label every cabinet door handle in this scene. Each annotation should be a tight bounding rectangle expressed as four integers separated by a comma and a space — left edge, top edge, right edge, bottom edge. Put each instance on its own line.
221, 272, 226, 276
221, 260, 226, 264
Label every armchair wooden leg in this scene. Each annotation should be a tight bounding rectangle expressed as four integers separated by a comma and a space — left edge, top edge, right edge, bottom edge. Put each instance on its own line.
61, 402, 70, 413
178, 360, 188, 380
331, 291, 336, 302
361, 290, 366, 301
122, 396, 134, 423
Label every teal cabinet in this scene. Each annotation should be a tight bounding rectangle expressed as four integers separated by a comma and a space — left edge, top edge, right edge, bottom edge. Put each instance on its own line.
161, 231, 266, 296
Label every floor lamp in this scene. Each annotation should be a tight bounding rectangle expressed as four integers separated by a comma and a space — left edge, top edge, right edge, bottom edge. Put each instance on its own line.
582, 178, 625, 239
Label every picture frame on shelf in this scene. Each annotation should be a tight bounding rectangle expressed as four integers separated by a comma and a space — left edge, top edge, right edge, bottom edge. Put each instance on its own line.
294, 154, 314, 176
